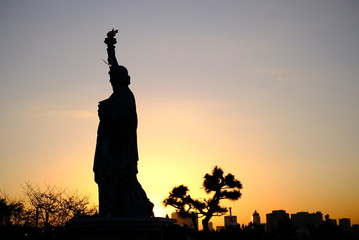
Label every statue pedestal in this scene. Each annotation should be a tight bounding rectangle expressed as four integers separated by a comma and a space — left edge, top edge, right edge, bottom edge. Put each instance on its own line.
67, 216, 175, 240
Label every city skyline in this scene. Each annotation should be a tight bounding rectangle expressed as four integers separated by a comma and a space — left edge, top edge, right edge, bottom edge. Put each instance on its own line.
171, 208, 354, 230
1, 0, 358, 227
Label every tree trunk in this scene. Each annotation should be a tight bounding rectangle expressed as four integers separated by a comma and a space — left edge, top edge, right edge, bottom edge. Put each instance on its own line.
35, 207, 39, 228
202, 216, 211, 232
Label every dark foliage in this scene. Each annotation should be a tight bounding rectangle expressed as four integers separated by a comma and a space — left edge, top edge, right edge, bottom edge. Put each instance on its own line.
163, 166, 243, 231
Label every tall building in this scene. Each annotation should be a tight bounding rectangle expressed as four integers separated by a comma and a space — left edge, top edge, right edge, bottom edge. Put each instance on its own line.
291, 212, 322, 230
252, 210, 261, 225
266, 210, 289, 231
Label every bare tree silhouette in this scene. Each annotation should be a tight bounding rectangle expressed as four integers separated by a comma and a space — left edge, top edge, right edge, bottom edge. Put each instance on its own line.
23, 183, 96, 230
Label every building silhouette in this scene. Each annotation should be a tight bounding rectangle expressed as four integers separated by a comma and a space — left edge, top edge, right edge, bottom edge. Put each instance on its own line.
224, 216, 238, 228
171, 212, 198, 230
291, 211, 322, 230
266, 210, 289, 231
216, 226, 225, 231
208, 222, 214, 231
224, 207, 238, 228
252, 210, 260, 225
339, 218, 351, 231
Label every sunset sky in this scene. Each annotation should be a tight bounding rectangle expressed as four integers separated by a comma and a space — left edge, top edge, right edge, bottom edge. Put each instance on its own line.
1, 0, 358, 227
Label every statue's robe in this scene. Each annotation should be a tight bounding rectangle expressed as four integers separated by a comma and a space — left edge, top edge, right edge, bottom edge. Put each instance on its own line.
94, 86, 153, 217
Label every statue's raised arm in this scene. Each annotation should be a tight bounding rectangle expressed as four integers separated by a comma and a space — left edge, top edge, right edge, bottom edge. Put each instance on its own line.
104, 29, 119, 67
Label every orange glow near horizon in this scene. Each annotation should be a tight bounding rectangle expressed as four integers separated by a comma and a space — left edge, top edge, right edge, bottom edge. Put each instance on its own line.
1, 99, 358, 227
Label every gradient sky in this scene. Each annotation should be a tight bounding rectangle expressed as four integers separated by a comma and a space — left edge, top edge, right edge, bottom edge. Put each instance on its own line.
1, 0, 359, 227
